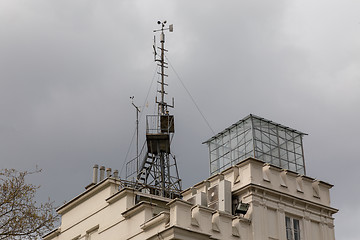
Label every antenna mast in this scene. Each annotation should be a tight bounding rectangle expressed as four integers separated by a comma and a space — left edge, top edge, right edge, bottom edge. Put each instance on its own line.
135, 21, 181, 198
154, 21, 174, 116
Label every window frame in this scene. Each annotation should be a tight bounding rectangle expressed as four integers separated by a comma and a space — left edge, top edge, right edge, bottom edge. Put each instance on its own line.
285, 216, 301, 240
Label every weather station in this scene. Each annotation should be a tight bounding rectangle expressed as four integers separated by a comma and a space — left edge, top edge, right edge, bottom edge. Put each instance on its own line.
125, 21, 181, 199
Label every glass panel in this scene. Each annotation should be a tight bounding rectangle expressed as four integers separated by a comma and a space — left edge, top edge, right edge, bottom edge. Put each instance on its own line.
222, 132, 230, 144
278, 128, 286, 140
262, 133, 271, 144
254, 137, 262, 149
219, 158, 224, 169
237, 136, 245, 147
238, 142, 246, 153
285, 130, 293, 140
223, 162, 231, 170
236, 122, 244, 134
223, 140, 230, 151
230, 137, 237, 150
211, 162, 219, 174
285, 216, 293, 240
252, 117, 261, 128
253, 149, 259, 158
232, 149, 239, 161
271, 148, 279, 158
294, 144, 302, 154
269, 133, 278, 145
269, 125, 277, 135
288, 152, 296, 163
272, 157, 280, 166
260, 121, 269, 133
297, 166, 304, 175
218, 146, 224, 158
255, 146, 262, 154
230, 127, 237, 140
209, 142, 216, 151
262, 142, 270, 153
293, 219, 300, 240
244, 130, 252, 142
286, 141, 295, 152
295, 154, 304, 165
237, 152, 246, 160
254, 129, 262, 140
281, 160, 288, 169
245, 151, 253, 159
243, 119, 251, 129
278, 139, 286, 148
245, 139, 253, 154
213, 137, 221, 145
289, 162, 296, 172
222, 155, 231, 169
280, 148, 287, 159
263, 153, 271, 163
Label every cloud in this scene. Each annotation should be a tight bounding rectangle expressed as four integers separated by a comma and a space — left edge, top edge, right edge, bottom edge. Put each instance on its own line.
0, 1, 358, 239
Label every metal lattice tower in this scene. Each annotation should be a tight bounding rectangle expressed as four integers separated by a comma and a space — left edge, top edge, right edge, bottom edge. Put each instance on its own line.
134, 21, 181, 198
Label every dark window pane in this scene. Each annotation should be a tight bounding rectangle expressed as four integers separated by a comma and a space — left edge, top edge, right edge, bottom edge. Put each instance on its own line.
294, 219, 300, 240
286, 216, 293, 240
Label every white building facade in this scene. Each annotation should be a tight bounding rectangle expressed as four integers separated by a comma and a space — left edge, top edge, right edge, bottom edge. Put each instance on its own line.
43, 157, 337, 240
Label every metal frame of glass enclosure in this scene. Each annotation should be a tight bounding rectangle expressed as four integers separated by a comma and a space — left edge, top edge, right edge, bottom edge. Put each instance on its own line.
204, 114, 307, 176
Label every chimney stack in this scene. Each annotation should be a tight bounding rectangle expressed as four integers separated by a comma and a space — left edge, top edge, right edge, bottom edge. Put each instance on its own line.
113, 170, 119, 179
92, 164, 99, 184
99, 166, 105, 181
106, 168, 112, 178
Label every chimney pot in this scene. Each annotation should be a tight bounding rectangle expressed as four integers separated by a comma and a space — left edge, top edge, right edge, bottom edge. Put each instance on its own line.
106, 168, 112, 178
99, 166, 105, 181
92, 164, 99, 184
113, 170, 119, 179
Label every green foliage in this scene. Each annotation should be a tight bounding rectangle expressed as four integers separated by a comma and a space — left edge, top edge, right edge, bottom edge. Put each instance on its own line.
0, 169, 58, 239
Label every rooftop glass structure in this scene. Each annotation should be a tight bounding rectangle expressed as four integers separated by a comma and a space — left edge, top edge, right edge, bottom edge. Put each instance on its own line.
204, 114, 307, 176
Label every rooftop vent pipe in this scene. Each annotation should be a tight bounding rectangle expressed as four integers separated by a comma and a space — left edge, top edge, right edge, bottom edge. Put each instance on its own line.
99, 166, 105, 181
92, 164, 99, 184
113, 170, 119, 179
106, 168, 112, 178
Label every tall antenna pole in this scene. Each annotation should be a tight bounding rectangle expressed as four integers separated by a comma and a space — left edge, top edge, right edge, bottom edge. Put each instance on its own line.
160, 27, 165, 115
154, 21, 174, 116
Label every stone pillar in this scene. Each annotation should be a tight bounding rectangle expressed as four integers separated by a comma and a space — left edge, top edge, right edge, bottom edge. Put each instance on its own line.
277, 205, 286, 240
167, 199, 192, 228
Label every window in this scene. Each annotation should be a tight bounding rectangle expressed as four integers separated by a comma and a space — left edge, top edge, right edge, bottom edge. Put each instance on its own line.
286, 216, 301, 240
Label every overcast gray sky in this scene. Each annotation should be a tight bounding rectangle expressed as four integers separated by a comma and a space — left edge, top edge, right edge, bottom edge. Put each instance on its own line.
0, 0, 359, 239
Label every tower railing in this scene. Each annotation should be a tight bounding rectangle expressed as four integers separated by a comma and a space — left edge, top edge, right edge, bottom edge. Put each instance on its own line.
125, 141, 147, 181
146, 115, 175, 134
